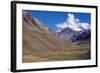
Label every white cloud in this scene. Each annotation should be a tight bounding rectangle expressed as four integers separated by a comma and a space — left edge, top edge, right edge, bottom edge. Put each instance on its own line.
56, 13, 90, 32
56, 22, 68, 29
68, 24, 82, 31
80, 23, 90, 30
67, 13, 76, 26
56, 22, 68, 32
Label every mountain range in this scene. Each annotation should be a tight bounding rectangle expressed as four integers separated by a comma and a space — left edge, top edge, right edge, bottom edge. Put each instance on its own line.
56, 24, 91, 44
22, 11, 91, 62
22, 11, 70, 55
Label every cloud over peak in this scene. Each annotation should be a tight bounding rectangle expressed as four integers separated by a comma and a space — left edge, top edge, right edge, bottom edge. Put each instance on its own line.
56, 13, 90, 32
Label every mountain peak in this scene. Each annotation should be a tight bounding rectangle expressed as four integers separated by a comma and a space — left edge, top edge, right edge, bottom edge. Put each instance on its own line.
56, 26, 91, 43
23, 11, 49, 32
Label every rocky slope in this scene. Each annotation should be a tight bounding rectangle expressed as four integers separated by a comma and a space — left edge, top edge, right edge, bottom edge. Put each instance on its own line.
22, 11, 90, 62
56, 26, 91, 44
22, 11, 70, 55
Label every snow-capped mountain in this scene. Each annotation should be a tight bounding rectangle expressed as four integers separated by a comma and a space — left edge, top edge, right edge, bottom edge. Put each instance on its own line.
56, 27, 91, 43
56, 13, 91, 43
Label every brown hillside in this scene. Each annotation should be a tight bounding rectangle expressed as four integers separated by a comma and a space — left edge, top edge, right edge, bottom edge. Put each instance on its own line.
22, 11, 70, 55
22, 10, 90, 63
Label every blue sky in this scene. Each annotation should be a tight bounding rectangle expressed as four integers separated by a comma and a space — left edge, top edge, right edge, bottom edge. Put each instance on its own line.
25, 10, 91, 31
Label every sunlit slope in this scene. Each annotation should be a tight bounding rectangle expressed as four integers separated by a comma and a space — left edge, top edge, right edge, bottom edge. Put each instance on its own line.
22, 11, 90, 63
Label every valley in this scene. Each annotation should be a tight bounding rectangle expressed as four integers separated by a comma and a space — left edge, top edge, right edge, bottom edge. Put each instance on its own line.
22, 11, 91, 63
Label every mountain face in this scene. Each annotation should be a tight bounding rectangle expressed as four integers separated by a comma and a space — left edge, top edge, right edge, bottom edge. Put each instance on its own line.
22, 11, 70, 55
22, 11, 90, 63
56, 27, 91, 43
23, 11, 49, 32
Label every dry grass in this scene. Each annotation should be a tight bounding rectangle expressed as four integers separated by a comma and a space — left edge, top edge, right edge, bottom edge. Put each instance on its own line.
22, 11, 91, 63
22, 43, 90, 63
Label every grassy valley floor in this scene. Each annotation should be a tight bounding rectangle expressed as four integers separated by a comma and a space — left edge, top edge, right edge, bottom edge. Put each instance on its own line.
22, 43, 90, 63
